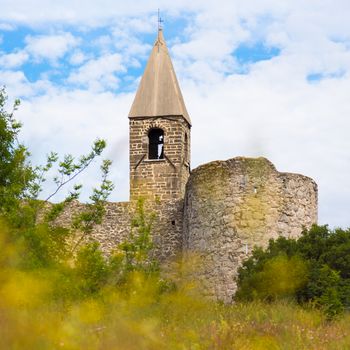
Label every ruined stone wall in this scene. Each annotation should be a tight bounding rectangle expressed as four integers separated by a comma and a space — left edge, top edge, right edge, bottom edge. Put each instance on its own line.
182, 157, 318, 303
129, 116, 191, 201
53, 156, 317, 303
54, 199, 184, 262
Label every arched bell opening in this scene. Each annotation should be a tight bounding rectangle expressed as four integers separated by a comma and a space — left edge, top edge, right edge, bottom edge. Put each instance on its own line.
148, 128, 164, 160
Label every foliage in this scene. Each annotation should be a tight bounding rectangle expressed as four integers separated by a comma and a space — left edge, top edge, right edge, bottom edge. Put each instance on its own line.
0, 87, 36, 214
75, 242, 111, 295
0, 87, 116, 268
236, 225, 350, 318
0, 87, 164, 301
69, 198, 162, 299
1, 247, 350, 350
3, 214, 350, 348
117, 198, 158, 274
0, 87, 112, 286
236, 254, 308, 301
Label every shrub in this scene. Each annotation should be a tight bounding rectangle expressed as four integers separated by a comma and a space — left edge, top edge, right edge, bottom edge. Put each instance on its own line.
236, 225, 350, 318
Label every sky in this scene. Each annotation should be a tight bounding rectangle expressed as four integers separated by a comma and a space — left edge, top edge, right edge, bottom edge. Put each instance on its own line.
0, 0, 350, 228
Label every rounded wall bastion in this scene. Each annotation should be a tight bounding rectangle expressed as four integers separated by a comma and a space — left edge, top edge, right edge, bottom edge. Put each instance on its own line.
182, 157, 318, 303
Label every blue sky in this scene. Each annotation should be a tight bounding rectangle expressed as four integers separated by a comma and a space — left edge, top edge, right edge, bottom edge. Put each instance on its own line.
1, 1, 350, 228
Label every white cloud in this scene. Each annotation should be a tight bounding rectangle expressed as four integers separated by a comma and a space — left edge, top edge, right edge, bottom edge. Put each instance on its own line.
92, 35, 113, 52
67, 53, 125, 91
181, 63, 350, 228
0, 2, 167, 25
110, 25, 152, 58
0, 69, 55, 98
24, 32, 79, 62
173, 30, 238, 61
69, 50, 88, 65
0, 70, 32, 96
17, 88, 132, 202
0, 50, 29, 68
0, 23, 15, 30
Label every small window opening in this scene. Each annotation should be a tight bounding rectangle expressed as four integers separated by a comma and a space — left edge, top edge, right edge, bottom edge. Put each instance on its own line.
171, 220, 176, 226
148, 128, 164, 160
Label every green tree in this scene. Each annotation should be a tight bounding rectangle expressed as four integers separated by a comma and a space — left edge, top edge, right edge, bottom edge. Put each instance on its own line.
0, 87, 167, 304
75, 242, 110, 296
0, 87, 114, 269
0, 87, 36, 214
108, 198, 159, 286
236, 225, 350, 318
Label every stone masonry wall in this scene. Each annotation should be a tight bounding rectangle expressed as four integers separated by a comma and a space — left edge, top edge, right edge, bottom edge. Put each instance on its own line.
182, 157, 318, 303
129, 116, 191, 201
54, 199, 184, 263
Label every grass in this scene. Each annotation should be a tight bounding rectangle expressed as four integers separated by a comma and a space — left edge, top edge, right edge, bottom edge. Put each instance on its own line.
0, 271, 349, 349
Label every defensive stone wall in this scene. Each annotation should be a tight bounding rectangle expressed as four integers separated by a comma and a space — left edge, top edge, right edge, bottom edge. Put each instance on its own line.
53, 156, 317, 303
54, 199, 184, 262
182, 157, 318, 302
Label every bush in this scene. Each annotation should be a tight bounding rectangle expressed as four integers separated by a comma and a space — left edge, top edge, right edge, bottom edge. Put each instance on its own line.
236, 225, 350, 318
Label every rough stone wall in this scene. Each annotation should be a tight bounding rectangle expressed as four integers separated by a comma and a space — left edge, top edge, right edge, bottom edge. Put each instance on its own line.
129, 116, 191, 201
182, 157, 318, 303
54, 199, 184, 263
53, 201, 132, 253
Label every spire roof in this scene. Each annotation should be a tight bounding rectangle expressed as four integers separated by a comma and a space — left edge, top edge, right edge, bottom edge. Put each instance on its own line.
128, 29, 191, 125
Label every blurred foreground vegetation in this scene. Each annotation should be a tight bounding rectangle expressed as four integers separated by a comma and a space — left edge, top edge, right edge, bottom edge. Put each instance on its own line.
1, 244, 350, 349
1, 87, 350, 349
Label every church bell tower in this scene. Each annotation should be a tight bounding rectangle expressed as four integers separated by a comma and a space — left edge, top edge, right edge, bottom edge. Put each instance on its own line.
128, 28, 191, 201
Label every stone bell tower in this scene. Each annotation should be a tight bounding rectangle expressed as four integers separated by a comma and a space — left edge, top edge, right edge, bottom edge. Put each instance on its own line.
128, 28, 191, 201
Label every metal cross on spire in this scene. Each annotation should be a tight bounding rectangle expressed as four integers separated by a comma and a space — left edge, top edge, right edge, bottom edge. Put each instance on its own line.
157, 9, 164, 52
157, 9, 164, 32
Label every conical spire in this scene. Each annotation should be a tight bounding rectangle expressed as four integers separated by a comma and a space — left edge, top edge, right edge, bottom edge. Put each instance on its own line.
128, 29, 191, 125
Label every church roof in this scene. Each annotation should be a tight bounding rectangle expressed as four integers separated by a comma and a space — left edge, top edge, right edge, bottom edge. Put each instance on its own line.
128, 29, 191, 125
